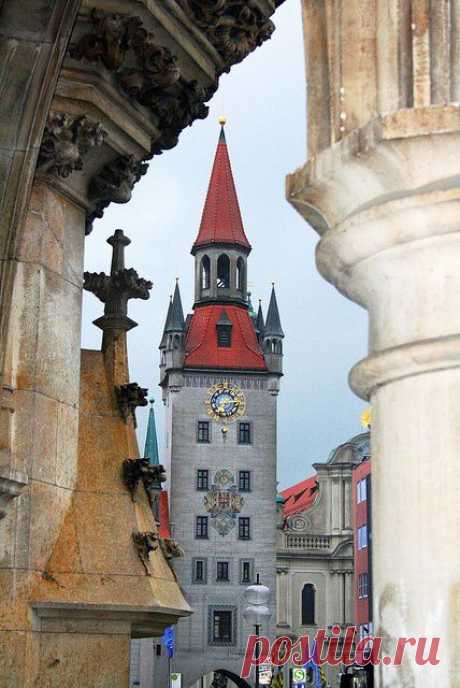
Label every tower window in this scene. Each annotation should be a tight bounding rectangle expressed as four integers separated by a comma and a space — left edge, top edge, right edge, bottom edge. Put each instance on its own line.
240, 559, 254, 584
193, 558, 207, 584
197, 421, 210, 443
217, 326, 232, 347
210, 609, 234, 644
238, 422, 251, 445
238, 517, 251, 540
201, 255, 211, 290
301, 584, 315, 625
196, 469, 209, 490
239, 470, 251, 492
196, 516, 209, 539
216, 561, 230, 582
217, 254, 230, 288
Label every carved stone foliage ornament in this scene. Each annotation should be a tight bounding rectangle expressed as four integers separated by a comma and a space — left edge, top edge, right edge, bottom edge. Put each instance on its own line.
70, 10, 214, 158
115, 382, 148, 427
37, 113, 106, 178
122, 458, 166, 501
132, 531, 159, 576
86, 155, 148, 234
179, 0, 276, 71
203, 470, 244, 536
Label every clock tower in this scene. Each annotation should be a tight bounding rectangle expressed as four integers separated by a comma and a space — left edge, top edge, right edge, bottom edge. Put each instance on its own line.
159, 123, 284, 687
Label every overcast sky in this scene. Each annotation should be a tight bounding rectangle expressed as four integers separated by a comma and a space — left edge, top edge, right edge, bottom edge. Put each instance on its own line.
82, 1, 368, 489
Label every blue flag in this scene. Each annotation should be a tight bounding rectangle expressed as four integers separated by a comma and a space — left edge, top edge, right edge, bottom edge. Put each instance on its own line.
162, 626, 175, 658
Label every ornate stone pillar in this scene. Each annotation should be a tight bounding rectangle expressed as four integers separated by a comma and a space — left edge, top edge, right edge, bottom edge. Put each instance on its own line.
289, 3, 460, 685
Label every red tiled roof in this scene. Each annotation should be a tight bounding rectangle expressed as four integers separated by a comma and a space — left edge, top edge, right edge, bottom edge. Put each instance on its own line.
184, 304, 267, 371
281, 475, 319, 517
192, 128, 251, 252
158, 491, 171, 539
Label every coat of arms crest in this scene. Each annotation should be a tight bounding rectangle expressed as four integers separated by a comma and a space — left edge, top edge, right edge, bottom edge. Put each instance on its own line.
203, 470, 245, 536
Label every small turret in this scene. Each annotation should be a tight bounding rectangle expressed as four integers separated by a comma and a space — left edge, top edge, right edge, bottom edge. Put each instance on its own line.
160, 281, 185, 378
263, 285, 284, 375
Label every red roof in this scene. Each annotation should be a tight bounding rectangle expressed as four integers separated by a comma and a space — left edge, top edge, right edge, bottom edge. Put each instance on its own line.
192, 128, 251, 253
281, 475, 319, 517
184, 304, 267, 371
158, 491, 171, 539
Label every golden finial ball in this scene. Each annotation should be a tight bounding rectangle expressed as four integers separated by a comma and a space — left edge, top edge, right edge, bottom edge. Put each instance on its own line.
218, 116, 227, 126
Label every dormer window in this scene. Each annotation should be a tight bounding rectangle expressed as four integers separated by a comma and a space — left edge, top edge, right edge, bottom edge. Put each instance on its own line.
216, 309, 232, 348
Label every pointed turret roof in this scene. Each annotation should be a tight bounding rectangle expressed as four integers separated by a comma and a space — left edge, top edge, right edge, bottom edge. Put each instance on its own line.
144, 399, 160, 466
264, 285, 284, 337
192, 125, 251, 253
256, 300, 265, 335
165, 281, 185, 333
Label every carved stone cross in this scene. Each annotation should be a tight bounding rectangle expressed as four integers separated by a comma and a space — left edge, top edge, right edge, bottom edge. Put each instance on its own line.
83, 229, 152, 332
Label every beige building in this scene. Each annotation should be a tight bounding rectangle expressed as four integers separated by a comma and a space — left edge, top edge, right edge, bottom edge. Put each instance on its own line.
276, 432, 370, 685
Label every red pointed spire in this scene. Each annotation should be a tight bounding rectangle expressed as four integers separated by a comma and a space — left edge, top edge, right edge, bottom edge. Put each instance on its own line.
192, 125, 251, 253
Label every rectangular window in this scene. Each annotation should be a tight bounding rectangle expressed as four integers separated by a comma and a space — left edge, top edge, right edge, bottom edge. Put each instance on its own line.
357, 525, 368, 550
241, 560, 253, 584
216, 561, 229, 582
358, 573, 369, 599
156, 644, 162, 657
196, 516, 208, 539
197, 421, 210, 443
192, 558, 207, 584
212, 610, 232, 643
196, 469, 209, 491
357, 478, 367, 504
238, 422, 251, 445
238, 517, 251, 540
239, 470, 251, 492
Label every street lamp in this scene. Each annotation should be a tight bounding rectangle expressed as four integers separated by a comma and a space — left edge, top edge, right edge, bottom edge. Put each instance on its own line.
243, 574, 271, 688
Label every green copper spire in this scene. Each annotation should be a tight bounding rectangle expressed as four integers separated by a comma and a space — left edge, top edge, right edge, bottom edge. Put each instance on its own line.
144, 398, 160, 467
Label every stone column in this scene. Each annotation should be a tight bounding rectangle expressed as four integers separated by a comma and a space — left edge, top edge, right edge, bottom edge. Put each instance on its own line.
289, 3, 460, 685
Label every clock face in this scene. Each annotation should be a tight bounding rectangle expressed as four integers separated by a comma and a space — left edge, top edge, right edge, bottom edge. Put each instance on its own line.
205, 383, 246, 423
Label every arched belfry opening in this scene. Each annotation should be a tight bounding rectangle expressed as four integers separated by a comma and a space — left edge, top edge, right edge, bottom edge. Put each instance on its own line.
201, 255, 211, 290
217, 254, 230, 288
236, 257, 245, 292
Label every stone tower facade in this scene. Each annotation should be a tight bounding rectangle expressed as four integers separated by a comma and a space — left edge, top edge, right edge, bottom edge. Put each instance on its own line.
160, 125, 284, 687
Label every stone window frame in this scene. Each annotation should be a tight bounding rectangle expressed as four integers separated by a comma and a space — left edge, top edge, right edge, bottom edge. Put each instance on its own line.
197, 420, 211, 444
238, 470, 251, 492
239, 558, 255, 585
208, 605, 237, 647
196, 515, 209, 539
196, 468, 209, 491
192, 557, 208, 585
238, 421, 252, 445
215, 559, 231, 584
238, 516, 251, 540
